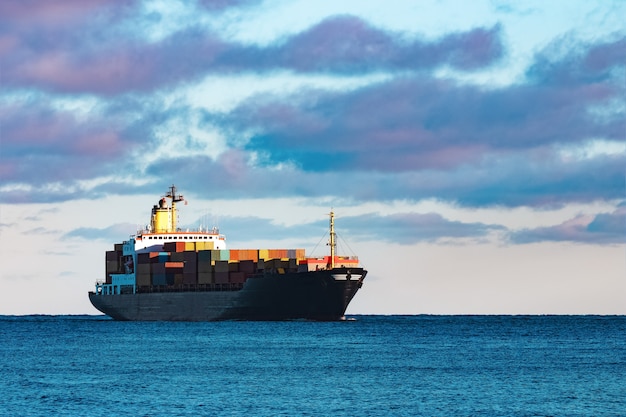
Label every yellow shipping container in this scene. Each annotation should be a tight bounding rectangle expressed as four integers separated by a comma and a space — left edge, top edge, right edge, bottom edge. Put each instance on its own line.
185, 242, 195, 251
258, 249, 269, 260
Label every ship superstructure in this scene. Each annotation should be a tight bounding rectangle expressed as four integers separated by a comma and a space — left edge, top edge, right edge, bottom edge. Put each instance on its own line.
89, 185, 366, 321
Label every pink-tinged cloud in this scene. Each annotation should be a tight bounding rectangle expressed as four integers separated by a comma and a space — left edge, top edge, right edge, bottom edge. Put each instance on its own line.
510, 204, 626, 245
231, 80, 621, 172
0, 102, 136, 185
2, 8, 502, 95
197, 0, 263, 11
277, 17, 502, 72
6, 31, 228, 95
0, 0, 132, 26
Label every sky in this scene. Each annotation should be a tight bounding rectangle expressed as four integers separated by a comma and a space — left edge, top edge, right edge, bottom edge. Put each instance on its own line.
0, 0, 624, 315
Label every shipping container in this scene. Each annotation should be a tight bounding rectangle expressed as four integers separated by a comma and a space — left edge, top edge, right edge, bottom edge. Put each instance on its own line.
149, 252, 170, 263
183, 251, 196, 261
228, 261, 239, 272
183, 261, 197, 274
170, 251, 185, 262
106, 260, 120, 274
136, 273, 151, 286
137, 253, 151, 264
214, 260, 229, 273
197, 250, 212, 262
152, 273, 167, 286
137, 263, 151, 274
215, 271, 229, 284
184, 242, 195, 251
152, 263, 166, 275
229, 271, 246, 283
198, 271, 213, 284
106, 250, 121, 262
239, 260, 255, 274
164, 261, 184, 269
214, 249, 230, 261
197, 260, 212, 273
163, 241, 186, 252
183, 272, 197, 285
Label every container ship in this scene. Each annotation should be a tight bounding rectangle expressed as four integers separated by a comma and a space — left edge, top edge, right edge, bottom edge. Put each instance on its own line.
88, 185, 366, 321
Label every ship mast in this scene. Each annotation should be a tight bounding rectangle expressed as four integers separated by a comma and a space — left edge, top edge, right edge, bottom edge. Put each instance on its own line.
329, 210, 336, 269
166, 184, 185, 232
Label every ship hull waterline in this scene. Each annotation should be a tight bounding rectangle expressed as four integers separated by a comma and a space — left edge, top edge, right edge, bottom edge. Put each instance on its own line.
89, 268, 366, 321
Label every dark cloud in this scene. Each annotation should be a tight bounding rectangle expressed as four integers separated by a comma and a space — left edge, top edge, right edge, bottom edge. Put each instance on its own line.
445, 152, 626, 207
509, 204, 626, 245
263, 16, 502, 73
0, 101, 142, 187
527, 37, 626, 86
229, 36, 623, 174
0, 6, 622, 222
2, 7, 502, 95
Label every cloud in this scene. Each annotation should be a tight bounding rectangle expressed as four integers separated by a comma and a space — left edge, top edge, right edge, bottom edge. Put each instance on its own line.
196, 0, 263, 12
509, 204, 626, 245
0, 7, 623, 215
201, 211, 504, 247
264, 16, 503, 73
0, 101, 139, 187
229, 37, 623, 174
2, 8, 502, 95
63, 223, 138, 241
527, 36, 626, 87
338, 212, 503, 244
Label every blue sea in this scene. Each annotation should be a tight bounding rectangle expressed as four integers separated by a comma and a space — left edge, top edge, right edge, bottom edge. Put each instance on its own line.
1, 315, 624, 416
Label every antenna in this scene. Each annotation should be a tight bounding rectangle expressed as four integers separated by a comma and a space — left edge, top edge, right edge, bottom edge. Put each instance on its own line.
165, 184, 185, 232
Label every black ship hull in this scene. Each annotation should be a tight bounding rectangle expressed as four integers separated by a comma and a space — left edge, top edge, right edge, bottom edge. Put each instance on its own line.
89, 268, 366, 321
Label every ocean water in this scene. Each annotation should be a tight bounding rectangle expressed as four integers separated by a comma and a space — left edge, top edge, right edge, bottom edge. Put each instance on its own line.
1, 315, 624, 416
